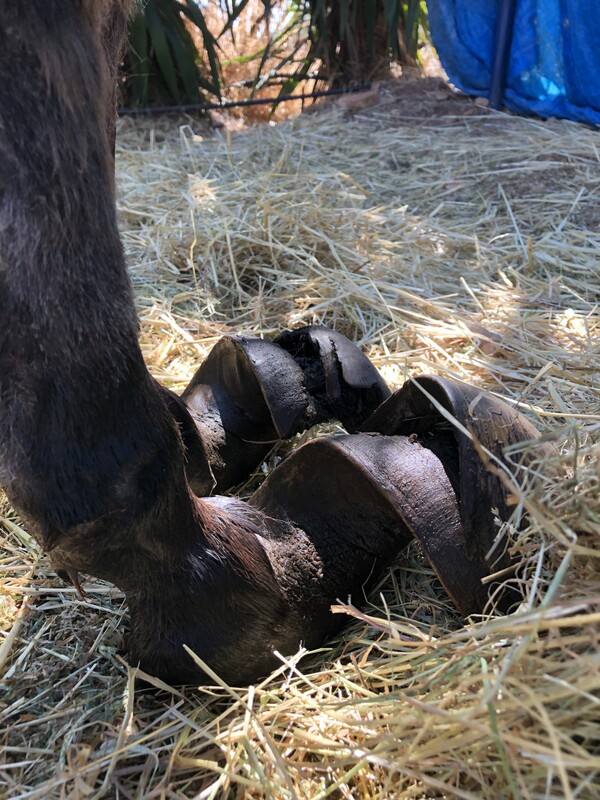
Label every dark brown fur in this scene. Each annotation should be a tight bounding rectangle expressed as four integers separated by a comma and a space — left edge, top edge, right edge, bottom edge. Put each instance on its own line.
0, 1, 413, 685
0, 0, 171, 541
0, 0, 311, 685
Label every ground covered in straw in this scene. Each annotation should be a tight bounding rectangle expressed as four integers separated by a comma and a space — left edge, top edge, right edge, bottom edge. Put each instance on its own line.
1, 79, 599, 799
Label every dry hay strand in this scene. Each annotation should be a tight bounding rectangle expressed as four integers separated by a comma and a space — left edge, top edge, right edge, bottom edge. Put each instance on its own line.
1, 93, 600, 798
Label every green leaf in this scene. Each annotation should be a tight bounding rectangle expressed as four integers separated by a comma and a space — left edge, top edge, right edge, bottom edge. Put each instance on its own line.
338, 0, 350, 38
365, 0, 377, 64
145, 0, 180, 100
122, 0, 431, 109
128, 10, 150, 106
219, 0, 252, 39
178, 0, 222, 98
405, 0, 421, 58
383, 0, 401, 56
161, 2, 201, 102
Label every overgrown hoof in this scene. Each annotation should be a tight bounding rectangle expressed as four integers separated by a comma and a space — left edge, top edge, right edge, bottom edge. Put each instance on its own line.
360, 375, 549, 611
173, 326, 390, 494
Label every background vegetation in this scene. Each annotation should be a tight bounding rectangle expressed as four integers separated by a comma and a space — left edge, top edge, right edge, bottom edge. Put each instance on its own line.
120, 0, 430, 108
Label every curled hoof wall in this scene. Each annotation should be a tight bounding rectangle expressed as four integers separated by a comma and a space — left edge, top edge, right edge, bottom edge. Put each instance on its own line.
173, 325, 390, 494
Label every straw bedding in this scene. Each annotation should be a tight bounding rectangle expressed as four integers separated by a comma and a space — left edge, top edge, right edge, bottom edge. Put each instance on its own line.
1, 81, 599, 798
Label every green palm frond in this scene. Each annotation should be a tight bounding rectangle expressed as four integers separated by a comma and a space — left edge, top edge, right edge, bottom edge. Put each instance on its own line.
120, 0, 430, 110
122, 0, 221, 107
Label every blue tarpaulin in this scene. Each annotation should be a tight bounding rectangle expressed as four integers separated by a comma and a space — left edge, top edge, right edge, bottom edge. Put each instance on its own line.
427, 1, 600, 125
